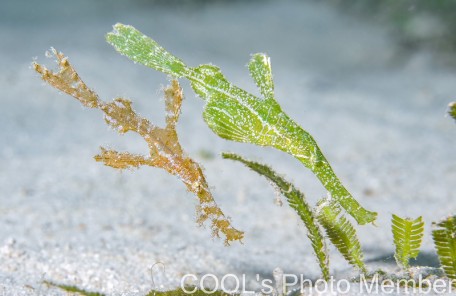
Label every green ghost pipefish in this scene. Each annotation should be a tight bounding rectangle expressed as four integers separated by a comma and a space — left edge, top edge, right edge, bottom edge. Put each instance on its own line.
106, 23, 377, 225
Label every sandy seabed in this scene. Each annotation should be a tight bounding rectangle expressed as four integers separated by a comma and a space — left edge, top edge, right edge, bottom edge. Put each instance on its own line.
1, 1, 455, 295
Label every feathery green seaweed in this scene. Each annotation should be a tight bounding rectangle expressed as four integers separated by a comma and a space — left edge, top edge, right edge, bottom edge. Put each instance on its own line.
391, 215, 424, 269
106, 23, 377, 226
317, 200, 366, 273
432, 216, 456, 283
46, 282, 234, 296
449, 102, 456, 121
222, 152, 329, 280
44, 281, 104, 296
147, 288, 234, 296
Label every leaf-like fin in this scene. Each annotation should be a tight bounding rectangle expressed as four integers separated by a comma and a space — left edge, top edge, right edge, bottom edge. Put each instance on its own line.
248, 53, 275, 101
203, 97, 270, 144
